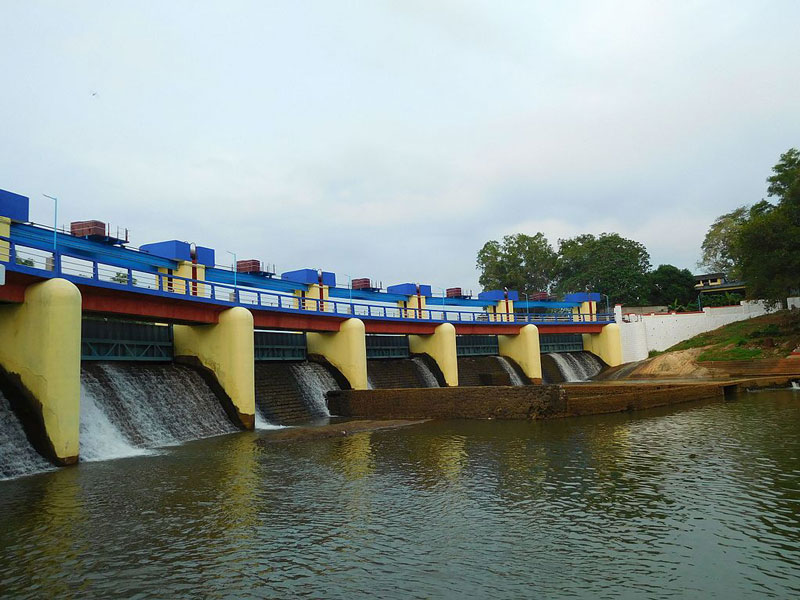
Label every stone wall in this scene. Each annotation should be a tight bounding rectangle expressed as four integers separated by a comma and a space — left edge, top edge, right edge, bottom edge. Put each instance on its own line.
328, 385, 567, 420
325, 380, 759, 421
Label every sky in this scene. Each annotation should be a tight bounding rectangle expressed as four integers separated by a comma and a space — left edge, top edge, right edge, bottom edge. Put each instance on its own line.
1, 0, 799, 293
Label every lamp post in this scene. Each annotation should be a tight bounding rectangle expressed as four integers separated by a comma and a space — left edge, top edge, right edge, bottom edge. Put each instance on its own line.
522, 291, 530, 323
226, 251, 237, 287
42, 194, 58, 273
42, 194, 58, 252
601, 293, 610, 317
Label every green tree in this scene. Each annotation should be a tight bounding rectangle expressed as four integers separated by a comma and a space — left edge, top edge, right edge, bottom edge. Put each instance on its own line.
647, 264, 696, 306
476, 233, 558, 293
698, 206, 748, 278
555, 233, 651, 304
731, 148, 800, 302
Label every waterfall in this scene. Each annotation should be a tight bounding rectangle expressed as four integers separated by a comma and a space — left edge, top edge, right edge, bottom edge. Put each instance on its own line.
0, 390, 53, 480
254, 411, 284, 430
547, 352, 605, 382
412, 357, 440, 387
792, 381, 799, 390
495, 356, 525, 386
80, 363, 238, 453
289, 362, 336, 417
79, 383, 151, 461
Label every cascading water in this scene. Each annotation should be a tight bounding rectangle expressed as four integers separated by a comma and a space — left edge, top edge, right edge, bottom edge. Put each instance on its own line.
792, 381, 799, 390
80, 363, 238, 453
547, 352, 605, 382
495, 356, 525, 386
79, 383, 151, 461
290, 362, 336, 417
411, 357, 440, 388
0, 390, 53, 480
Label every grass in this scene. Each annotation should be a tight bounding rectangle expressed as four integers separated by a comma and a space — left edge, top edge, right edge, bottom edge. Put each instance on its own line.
663, 309, 800, 362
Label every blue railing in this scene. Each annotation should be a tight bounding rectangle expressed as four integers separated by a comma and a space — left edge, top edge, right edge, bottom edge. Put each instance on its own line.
0, 235, 615, 326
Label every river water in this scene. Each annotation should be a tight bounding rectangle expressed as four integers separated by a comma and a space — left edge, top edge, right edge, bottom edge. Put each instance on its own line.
1, 389, 799, 598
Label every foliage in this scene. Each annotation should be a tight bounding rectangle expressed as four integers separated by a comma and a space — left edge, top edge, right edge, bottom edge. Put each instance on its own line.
476, 233, 558, 293
110, 271, 137, 285
731, 148, 800, 303
698, 206, 748, 278
15, 257, 35, 267
647, 264, 696, 306
555, 233, 651, 304
701, 292, 743, 307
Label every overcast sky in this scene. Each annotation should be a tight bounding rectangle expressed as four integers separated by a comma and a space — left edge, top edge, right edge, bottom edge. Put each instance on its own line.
1, 1, 798, 292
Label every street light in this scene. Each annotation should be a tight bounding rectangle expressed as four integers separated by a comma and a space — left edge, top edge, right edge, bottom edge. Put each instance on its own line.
42, 194, 58, 252
226, 251, 237, 287
600, 293, 610, 316
343, 273, 353, 315
522, 291, 530, 322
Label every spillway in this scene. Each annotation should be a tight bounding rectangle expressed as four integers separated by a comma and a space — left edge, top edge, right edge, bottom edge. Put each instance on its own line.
367, 357, 441, 389
457, 356, 526, 386
254, 361, 339, 424
80, 363, 239, 457
542, 352, 605, 383
0, 389, 53, 480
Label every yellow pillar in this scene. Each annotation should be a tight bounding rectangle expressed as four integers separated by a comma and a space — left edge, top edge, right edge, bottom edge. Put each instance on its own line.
409, 322, 458, 386
173, 306, 255, 429
158, 261, 206, 296
295, 283, 330, 311
398, 294, 427, 319
0, 216, 10, 262
0, 278, 82, 464
582, 323, 622, 367
498, 324, 542, 383
307, 318, 368, 389
485, 299, 514, 322
572, 300, 597, 322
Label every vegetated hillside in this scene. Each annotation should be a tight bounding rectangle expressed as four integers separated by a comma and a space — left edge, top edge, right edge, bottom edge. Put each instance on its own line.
663, 310, 800, 362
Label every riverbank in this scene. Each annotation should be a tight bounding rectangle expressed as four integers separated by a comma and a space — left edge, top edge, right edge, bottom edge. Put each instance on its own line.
326, 377, 796, 421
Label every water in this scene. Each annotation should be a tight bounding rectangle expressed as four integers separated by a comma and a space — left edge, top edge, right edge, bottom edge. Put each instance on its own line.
548, 351, 605, 382
290, 362, 336, 417
792, 380, 799, 390
1, 390, 799, 598
80, 363, 238, 450
412, 356, 440, 387
79, 384, 151, 461
0, 391, 53, 480
495, 356, 525, 385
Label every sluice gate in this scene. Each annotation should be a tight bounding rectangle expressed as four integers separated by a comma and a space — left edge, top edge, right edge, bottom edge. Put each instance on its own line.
81, 318, 173, 362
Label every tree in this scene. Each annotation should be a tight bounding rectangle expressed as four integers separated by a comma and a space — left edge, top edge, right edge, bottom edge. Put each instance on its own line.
476, 233, 558, 293
731, 148, 800, 302
555, 233, 651, 304
647, 264, 696, 306
698, 206, 748, 278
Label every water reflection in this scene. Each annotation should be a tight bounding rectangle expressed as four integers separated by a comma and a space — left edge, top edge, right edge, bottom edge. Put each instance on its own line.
1, 391, 799, 598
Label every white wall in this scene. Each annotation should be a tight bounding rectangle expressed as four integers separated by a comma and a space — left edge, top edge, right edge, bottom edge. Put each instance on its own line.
614, 301, 771, 363
788, 297, 800, 310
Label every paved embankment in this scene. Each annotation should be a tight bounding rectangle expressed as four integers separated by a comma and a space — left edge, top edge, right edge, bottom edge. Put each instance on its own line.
327, 377, 796, 421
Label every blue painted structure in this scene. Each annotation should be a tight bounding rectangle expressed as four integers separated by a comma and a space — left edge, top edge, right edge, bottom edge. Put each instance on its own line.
0, 189, 30, 222
1, 219, 615, 327
564, 292, 603, 303
386, 283, 432, 297
140, 240, 215, 266
477, 289, 520, 302
281, 269, 336, 286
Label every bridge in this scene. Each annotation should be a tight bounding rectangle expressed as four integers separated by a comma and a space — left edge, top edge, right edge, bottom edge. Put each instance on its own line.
0, 188, 622, 465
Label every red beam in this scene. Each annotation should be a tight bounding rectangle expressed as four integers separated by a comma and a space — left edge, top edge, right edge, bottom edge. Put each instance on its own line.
538, 324, 604, 334
364, 320, 437, 334
454, 323, 521, 335
252, 311, 344, 332
79, 285, 224, 324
